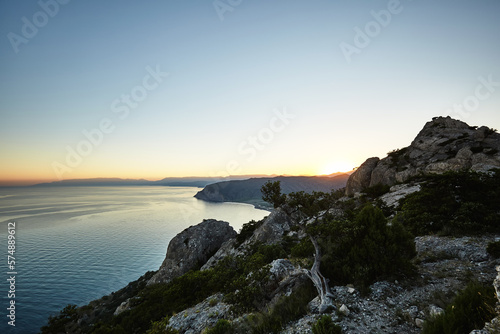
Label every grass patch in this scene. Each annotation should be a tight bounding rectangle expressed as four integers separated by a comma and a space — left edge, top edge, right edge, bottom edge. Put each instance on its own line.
312, 315, 342, 334
422, 282, 496, 334
248, 281, 317, 334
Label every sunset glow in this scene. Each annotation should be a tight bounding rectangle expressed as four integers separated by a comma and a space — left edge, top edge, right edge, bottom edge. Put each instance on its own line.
319, 161, 356, 175
1, 1, 500, 186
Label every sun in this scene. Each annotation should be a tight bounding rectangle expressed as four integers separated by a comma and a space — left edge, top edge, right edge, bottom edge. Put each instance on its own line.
319, 161, 356, 175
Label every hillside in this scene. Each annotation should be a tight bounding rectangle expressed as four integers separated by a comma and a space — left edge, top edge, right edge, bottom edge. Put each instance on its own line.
194, 174, 350, 208
346, 116, 500, 195
40, 117, 500, 334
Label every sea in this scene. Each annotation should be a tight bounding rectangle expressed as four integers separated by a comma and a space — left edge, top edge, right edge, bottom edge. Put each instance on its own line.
0, 186, 269, 333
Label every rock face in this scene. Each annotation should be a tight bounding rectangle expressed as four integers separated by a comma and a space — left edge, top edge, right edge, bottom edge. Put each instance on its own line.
346, 117, 500, 195
379, 184, 421, 208
167, 293, 231, 334
148, 219, 236, 285
345, 157, 380, 196
201, 208, 291, 270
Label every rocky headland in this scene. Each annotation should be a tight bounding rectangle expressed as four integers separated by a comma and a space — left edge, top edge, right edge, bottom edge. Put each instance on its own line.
41, 117, 500, 334
194, 175, 350, 209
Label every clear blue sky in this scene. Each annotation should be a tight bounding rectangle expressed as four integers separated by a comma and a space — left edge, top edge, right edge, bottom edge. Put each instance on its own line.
1, 0, 500, 185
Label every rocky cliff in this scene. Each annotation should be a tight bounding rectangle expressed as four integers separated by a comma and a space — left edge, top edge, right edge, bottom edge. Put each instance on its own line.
40, 117, 500, 334
147, 219, 236, 285
346, 116, 500, 195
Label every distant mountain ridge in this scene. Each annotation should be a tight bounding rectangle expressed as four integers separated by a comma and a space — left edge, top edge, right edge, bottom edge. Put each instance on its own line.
194, 174, 350, 208
32, 175, 272, 188
33, 178, 153, 187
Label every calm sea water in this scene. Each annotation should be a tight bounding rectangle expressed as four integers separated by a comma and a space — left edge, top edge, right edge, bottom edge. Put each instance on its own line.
0, 186, 268, 333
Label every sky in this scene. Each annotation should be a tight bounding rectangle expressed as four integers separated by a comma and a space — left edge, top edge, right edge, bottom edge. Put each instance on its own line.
1, 0, 500, 186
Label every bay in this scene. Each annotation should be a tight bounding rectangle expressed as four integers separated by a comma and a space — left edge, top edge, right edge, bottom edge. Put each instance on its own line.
0, 186, 269, 333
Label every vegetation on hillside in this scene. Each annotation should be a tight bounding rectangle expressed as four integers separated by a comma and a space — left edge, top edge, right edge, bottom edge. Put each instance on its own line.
40, 170, 500, 333
422, 282, 497, 334
262, 181, 416, 291
396, 170, 500, 236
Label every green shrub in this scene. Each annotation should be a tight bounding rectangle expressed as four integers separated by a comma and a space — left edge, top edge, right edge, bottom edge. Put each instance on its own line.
261, 181, 287, 208
290, 237, 314, 258
422, 282, 496, 334
398, 171, 500, 236
237, 219, 264, 245
362, 184, 391, 198
146, 316, 178, 334
40, 304, 79, 334
250, 282, 317, 334
246, 243, 287, 272
387, 147, 409, 168
316, 205, 416, 289
86, 241, 287, 333
205, 319, 233, 334
487, 240, 500, 258
312, 315, 342, 334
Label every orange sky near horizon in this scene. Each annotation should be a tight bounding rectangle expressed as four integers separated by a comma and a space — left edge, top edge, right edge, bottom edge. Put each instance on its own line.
0, 160, 358, 187
2, 1, 500, 188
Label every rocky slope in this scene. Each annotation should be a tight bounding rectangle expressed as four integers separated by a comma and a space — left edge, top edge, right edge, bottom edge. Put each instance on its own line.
279, 235, 499, 334
40, 117, 500, 334
145, 219, 500, 334
346, 116, 500, 195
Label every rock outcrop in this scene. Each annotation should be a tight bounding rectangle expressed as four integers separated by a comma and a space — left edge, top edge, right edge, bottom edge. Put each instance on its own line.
283, 235, 499, 334
346, 117, 500, 195
201, 208, 291, 270
167, 293, 231, 334
148, 219, 236, 285
345, 157, 380, 196
379, 184, 421, 208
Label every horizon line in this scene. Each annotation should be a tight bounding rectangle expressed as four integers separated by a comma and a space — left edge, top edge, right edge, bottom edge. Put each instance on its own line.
0, 172, 354, 187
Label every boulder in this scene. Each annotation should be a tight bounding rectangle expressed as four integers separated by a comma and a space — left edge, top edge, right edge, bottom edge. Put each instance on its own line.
429, 305, 444, 318
340, 304, 350, 316
345, 157, 380, 196
167, 293, 231, 334
345, 116, 500, 195
269, 259, 296, 282
114, 298, 132, 316
148, 219, 236, 285
202, 208, 292, 270
380, 184, 421, 208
